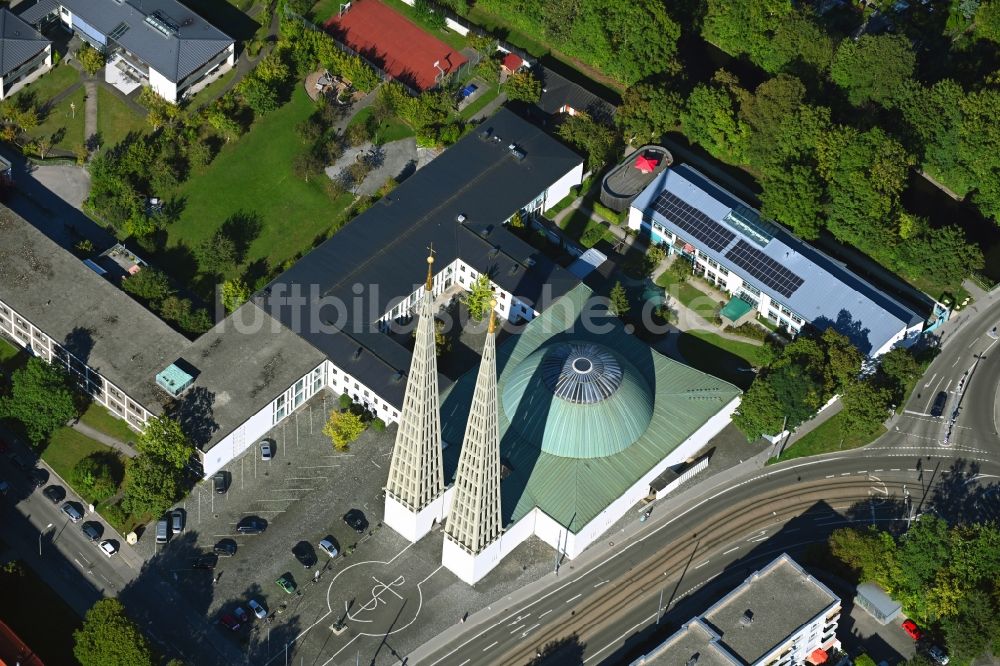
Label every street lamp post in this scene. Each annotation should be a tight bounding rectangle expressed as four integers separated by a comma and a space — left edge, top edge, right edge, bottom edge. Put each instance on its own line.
39, 523, 53, 557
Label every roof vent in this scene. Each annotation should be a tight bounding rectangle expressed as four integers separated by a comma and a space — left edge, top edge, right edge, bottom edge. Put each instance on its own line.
509, 264, 519, 275
391, 371, 404, 383
353, 347, 363, 360
686, 656, 700, 666
489, 247, 500, 259
483, 224, 493, 236
456, 213, 467, 223
479, 127, 493, 140
508, 144, 526, 160
740, 609, 754, 626
156, 360, 197, 397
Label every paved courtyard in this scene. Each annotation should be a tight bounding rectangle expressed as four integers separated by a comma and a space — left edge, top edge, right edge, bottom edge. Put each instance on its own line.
144, 390, 556, 665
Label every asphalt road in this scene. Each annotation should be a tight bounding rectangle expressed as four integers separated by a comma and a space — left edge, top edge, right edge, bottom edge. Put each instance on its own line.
414, 295, 1000, 665
0, 448, 242, 666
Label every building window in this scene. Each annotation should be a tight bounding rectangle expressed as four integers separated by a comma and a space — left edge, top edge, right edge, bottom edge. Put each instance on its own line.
273, 395, 287, 423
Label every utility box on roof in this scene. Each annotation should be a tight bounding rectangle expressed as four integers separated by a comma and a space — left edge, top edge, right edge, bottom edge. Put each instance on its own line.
156, 362, 195, 397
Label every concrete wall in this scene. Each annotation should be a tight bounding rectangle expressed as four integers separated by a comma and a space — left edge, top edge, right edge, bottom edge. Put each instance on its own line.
384, 490, 449, 542
148, 68, 178, 103
654, 455, 710, 500
545, 163, 584, 212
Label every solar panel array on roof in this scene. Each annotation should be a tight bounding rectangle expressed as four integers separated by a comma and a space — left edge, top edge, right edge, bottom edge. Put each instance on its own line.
652, 191, 736, 252
726, 240, 804, 298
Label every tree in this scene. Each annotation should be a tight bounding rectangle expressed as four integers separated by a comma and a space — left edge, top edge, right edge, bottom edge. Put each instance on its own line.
732, 379, 785, 440
463, 274, 494, 321
958, 88, 1000, 222
292, 151, 324, 182
830, 33, 916, 107
73, 599, 153, 666
77, 44, 107, 76
197, 230, 238, 276
238, 76, 280, 116
556, 113, 617, 171
221, 278, 251, 313
504, 70, 542, 103
757, 11, 834, 75
122, 267, 172, 304
0, 357, 79, 445
609, 281, 630, 318
943, 593, 1000, 661
877, 347, 921, 402
829, 526, 898, 587
840, 380, 891, 435
323, 410, 366, 451
71, 453, 119, 502
973, 0, 1000, 42
820, 328, 863, 394
897, 225, 983, 286
137, 415, 194, 470
206, 108, 242, 143
616, 82, 684, 143
681, 78, 749, 164
854, 656, 877, 666
121, 453, 181, 516
760, 166, 825, 239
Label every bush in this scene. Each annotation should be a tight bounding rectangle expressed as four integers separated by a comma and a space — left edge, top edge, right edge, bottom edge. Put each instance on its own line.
371, 418, 386, 432
100, 501, 129, 531
77, 45, 106, 76
339, 393, 353, 410
71, 453, 120, 503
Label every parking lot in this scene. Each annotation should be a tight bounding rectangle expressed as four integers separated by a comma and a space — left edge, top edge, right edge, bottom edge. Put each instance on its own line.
143, 390, 557, 664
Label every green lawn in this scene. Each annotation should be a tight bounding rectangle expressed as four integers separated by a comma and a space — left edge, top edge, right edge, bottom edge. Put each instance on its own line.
560, 208, 615, 248
676, 331, 757, 390
655, 272, 720, 321
79, 402, 138, 444
166, 87, 355, 282
191, 67, 238, 108
380, 0, 470, 51
12, 64, 80, 107
459, 85, 502, 121
769, 411, 886, 464
97, 86, 147, 149
0, 337, 18, 366
29, 85, 86, 153
684, 330, 768, 367
347, 106, 415, 144
41, 427, 121, 488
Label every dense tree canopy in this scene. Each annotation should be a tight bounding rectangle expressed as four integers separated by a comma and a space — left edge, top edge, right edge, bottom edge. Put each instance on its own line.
556, 113, 618, 171
0, 357, 79, 445
830, 34, 916, 107
73, 599, 154, 666
616, 82, 684, 144
681, 76, 749, 164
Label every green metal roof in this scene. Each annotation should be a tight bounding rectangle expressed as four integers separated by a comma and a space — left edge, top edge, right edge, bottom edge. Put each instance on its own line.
720, 296, 754, 322
501, 342, 653, 458
156, 363, 194, 396
441, 284, 741, 533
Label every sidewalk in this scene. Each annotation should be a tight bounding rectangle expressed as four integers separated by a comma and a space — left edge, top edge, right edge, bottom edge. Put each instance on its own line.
70, 421, 137, 458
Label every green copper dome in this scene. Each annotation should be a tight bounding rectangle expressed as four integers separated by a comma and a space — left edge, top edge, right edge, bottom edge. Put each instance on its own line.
501, 342, 654, 459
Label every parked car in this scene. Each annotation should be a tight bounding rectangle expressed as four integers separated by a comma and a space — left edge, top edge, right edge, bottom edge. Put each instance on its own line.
318, 537, 339, 558
42, 484, 65, 504
292, 541, 316, 569
61, 502, 83, 523
931, 391, 948, 417
248, 599, 267, 619
9, 453, 31, 471
233, 606, 249, 625
156, 517, 169, 543
927, 645, 950, 665
81, 522, 102, 542
236, 516, 267, 535
27, 467, 48, 489
343, 509, 368, 533
219, 613, 241, 631
275, 575, 297, 594
171, 508, 184, 534
192, 553, 218, 570
214, 539, 238, 557
212, 471, 228, 494
902, 619, 922, 640
260, 441, 273, 461
99, 540, 118, 557
0, 480, 8, 496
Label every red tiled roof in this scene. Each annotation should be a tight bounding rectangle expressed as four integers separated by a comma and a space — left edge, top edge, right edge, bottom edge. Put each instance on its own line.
502, 52, 523, 71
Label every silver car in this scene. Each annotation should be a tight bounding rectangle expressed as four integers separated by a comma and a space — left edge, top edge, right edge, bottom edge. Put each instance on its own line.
260, 441, 273, 461
318, 537, 339, 558
248, 599, 267, 619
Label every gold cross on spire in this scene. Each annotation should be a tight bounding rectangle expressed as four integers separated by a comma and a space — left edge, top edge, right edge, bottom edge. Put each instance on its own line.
488, 299, 497, 334
425, 243, 435, 291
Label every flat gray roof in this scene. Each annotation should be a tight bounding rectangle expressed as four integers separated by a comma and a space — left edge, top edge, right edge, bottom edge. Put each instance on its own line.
179, 303, 327, 451
701, 554, 838, 664
0, 206, 188, 412
0, 8, 48, 79
630, 619, 739, 666
632, 165, 924, 355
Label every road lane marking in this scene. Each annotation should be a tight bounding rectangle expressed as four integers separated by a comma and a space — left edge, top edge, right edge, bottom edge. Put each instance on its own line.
874, 469, 883, 472
924, 373, 937, 388
722, 547, 739, 555
510, 625, 524, 634
694, 560, 710, 569
840, 472, 851, 476
539, 609, 553, 618
521, 623, 540, 637
826, 474, 835, 478
904, 410, 933, 417
458, 660, 470, 666
567, 593, 582, 603
891, 468, 900, 472
593, 580, 609, 588
482, 641, 498, 652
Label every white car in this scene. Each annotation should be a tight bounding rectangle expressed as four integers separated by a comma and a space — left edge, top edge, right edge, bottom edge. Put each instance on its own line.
318, 537, 339, 558
260, 441, 272, 461
99, 540, 118, 557
248, 599, 267, 619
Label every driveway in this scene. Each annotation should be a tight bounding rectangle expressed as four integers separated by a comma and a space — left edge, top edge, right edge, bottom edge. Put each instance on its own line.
325, 137, 418, 197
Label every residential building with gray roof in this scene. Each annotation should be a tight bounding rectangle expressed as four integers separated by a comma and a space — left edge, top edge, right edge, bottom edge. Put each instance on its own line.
629, 164, 926, 357
631, 554, 842, 666
18, 0, 234, 102
0, 8, 51, 100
